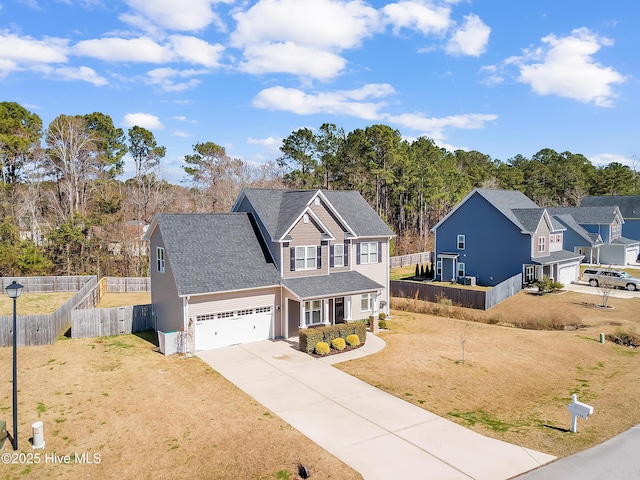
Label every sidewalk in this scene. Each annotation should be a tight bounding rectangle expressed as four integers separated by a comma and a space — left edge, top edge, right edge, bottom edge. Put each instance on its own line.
198, 339, 555, 480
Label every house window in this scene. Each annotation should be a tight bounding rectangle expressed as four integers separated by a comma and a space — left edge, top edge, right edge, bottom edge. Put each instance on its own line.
361, 293, 373, 312
156, 247, 165, 273
314, 197, 320, 206
360, 242, 378, 264
304, 300, 322, 325
457, 263, 465, 277
525, 266, 535, 283
437, 260, 442, 276
457, 234, 465, 250
303, 214, 309, 224
334, 243, 344, 267
538, 236, 546, 253
295, 246, 317, 270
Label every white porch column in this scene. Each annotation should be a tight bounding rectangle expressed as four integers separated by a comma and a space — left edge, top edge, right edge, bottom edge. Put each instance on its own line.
324, 300, 330, 325
299, 301, 305, 329
373, 293, 379, 314
344, 296, 352, 321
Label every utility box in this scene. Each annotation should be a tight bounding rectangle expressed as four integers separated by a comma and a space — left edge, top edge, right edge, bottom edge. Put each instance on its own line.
0, 420, 7, 450
32, 421, 45, 449
158, 331, 180, 355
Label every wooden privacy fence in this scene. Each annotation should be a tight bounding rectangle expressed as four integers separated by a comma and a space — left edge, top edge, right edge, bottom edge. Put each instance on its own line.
0, 276, 97, 347
389, 252, 432, 269
71, 304, 153, 339
0, 276, 91, 293
390, 273, 522, 310
106, 277, 150, 293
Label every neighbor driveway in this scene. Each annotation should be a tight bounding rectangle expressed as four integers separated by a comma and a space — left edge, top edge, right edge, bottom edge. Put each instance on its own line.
198, 338, 555, 480
564, 281, 640, 299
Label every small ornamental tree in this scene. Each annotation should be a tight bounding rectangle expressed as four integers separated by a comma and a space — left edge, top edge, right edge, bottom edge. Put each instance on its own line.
415, 263, 419, 278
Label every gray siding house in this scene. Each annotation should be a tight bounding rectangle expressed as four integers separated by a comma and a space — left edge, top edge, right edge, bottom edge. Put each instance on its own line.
144, 188, 394, 353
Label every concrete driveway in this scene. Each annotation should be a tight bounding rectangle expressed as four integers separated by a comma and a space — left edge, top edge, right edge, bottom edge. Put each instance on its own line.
564, 281, 640, 299
198, 338, 555, 480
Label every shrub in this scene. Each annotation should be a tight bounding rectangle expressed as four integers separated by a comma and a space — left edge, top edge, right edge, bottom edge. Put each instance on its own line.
346, 334, 360, 347
315, 342, 330, 355
352, 322, 367, 344
378, 319, 387, 329
378, 312, 386, 321
331, 338, 346, 351
323, 324, 341, 345
299, 328, 324, 354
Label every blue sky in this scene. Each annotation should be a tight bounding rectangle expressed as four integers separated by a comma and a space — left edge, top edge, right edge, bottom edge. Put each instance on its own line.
1, 0, 638, 183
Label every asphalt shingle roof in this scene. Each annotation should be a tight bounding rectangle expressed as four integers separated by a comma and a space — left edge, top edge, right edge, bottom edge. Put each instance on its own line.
531, 250, 584, 265
282, 271, 384, 300
552, 214, 602, 246
546, 206, 620, 225
240, 188, 394, 239
581, 195, 640, 219
475, 189, 540, 231
511, 208, 546, 233
155, 213, 280, 296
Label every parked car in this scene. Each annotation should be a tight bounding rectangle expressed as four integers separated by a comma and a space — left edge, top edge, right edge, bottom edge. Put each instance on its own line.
581, 268, 640, 291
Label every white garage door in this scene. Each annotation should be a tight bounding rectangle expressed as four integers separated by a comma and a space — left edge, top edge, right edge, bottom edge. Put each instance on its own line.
626, 246, 639, 265
195, 306, 273, 351
558, 264, 578, 286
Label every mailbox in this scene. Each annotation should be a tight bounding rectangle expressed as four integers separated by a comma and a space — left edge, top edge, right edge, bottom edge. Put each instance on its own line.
567, 394, 593, 432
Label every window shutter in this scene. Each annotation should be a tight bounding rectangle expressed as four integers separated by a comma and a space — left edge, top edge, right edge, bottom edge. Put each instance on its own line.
290, 247, 295, 271
378, 241, 383, 263
330, 245, 334, 267
317, 246, 322, 269
344, 242, 349, 266
356, 243, 360, 265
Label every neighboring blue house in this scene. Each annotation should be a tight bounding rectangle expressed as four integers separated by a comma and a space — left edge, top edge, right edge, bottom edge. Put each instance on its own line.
547, 206, 640, 265
432, 189, 584, 287
580, 195, 640, 243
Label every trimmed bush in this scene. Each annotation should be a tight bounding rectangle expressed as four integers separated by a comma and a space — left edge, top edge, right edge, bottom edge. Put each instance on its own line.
346, 334, 360, 347
378, 312, 386, 321
315, 341, 330, 355
331, 337, 346, 351
323, 324, 341, 345
378, 319, 387, 329
299, 328, 324, 354
352, 322, 367, 344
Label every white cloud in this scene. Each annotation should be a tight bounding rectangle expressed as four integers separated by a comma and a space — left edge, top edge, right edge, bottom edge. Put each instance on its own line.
589, 153, 635, 168
503, 28, 627, 106
238, 42, 346, 79
122, 112, 164, 130
52, 66, 108, 86
230, 0, 379, 80
145, 67, 207, 92
382, 1, 452, 35
248, 136, 282, 152
122, 0, 224, 32
74, 37, 171, 63
0, 33, 68, 75
168, 35, 224, 67
446, 13, 490, 56
387, 112, 498, 140
252, 84, 395, 120
173, 130, 193, 138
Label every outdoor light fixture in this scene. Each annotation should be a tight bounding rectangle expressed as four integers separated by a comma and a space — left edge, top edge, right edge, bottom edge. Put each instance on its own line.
5, 281, 24, 450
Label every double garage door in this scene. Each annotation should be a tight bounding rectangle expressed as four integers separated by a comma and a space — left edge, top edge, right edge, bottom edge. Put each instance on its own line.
195, 306, 273, 351
626, 245, 640, 265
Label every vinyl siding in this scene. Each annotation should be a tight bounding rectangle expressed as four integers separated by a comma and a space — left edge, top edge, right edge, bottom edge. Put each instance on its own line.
532, 218, 551, 258
149, 227, 184, 333
351, 238, 390, 316
309, 199, 351, 273
434, 191, 531, 286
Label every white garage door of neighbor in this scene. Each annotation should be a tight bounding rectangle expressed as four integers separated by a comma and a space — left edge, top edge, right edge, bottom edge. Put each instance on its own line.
626, 246, 639, 265
558, 264, 578, 285
195, 306, 273, 351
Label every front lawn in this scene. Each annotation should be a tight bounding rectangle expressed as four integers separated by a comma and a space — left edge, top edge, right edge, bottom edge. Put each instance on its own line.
0, 292, 74, 316
337, 292, 640, 458
0, 334, 361, 480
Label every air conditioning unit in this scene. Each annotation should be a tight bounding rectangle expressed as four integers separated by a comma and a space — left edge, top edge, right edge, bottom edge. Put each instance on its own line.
464, 276, 476, 286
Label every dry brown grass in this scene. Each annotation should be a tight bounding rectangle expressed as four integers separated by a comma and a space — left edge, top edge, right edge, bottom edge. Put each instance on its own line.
0, 334, 361, 480
0, 293, 74, 316
95, 292, 151, 308
338, 291, 640, 458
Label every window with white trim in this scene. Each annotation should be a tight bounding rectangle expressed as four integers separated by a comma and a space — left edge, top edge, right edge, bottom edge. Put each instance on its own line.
361, 293, 373, 312
538, 236, 546, 253
156, 247, 165, 273
334, 243, 344, 267
360, 242, 378, 264
295, 246, 317, 270
457, 262, 465, 277
437, 260, 442, 276
525, 266, 535, 283
457, 234, 465, 250
304, 300, 322, 325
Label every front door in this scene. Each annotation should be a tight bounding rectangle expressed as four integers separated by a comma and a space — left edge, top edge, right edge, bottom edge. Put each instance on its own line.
335, 297, 344, 323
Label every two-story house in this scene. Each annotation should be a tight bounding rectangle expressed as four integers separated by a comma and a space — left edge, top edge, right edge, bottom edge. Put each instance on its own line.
432, 189, 584, 286
581, 195, 640, 244
144, 188, 394, 353
547, 206, 639, 265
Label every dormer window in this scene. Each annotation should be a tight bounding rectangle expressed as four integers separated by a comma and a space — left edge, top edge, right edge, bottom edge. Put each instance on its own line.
314, 197, 320, 206
538, 236, 546, 253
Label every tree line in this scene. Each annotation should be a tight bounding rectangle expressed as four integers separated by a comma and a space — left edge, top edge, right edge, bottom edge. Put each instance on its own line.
1, 102, 638, 277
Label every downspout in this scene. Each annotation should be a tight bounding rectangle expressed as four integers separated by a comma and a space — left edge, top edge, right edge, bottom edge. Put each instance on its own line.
183, 296, 191, 356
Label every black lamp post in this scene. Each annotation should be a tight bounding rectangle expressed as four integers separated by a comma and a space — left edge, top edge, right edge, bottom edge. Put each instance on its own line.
6, 281, 24, 451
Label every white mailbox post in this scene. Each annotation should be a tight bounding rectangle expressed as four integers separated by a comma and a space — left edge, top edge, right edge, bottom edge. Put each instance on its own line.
567, 394, 593, 433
